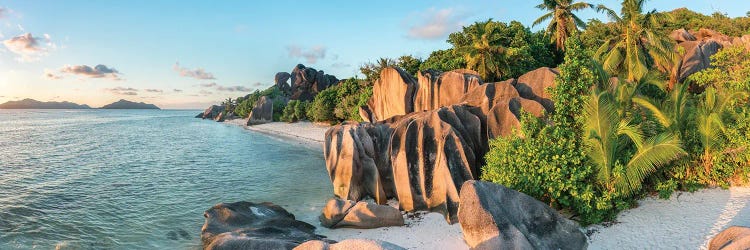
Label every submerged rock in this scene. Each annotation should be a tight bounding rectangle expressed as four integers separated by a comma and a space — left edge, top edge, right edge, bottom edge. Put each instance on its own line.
295, 239, 405, 250
319, 198, 403, 229
201, 201, 329, 250
458, 180, 587, 250
709, 226, 750, 250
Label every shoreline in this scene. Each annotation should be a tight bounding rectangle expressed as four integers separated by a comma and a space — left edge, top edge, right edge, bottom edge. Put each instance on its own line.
219, 118, 750, 249
222, 119, 328, 151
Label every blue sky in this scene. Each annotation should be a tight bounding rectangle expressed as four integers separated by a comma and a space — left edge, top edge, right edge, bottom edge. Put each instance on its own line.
0, 0, 748, 109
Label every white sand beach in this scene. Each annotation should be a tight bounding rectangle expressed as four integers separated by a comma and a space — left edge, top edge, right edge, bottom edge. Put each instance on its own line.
224, 118, 750, 250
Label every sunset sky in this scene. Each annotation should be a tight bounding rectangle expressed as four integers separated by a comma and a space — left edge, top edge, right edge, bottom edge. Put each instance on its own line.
1, 0, 748, 109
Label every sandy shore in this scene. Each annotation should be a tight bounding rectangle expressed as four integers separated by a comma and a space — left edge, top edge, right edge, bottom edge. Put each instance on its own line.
221, 118, 750, 249
223, 119, 329, 151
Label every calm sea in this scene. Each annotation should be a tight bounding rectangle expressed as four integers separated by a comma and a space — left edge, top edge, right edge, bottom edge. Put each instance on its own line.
0, 109, 332, 249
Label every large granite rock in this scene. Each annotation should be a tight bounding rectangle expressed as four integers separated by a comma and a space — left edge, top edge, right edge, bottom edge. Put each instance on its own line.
459, 80, 545, 138
324, 123, 388, 203
366, 67, 418, 122
276, 72, 293, 96
319, 198, 404, 229
247, 96, 275, 125
295, 239, 405, 250
514, 67, 559, 113
200, 105, 225, 120
670, 28, 696, 43
677, 40, 721, 83
290, 64, 338, 101
413, 69, 482, 112
709, 226, 750, 250
201, 201, 329, 250
458, 180, 588, 250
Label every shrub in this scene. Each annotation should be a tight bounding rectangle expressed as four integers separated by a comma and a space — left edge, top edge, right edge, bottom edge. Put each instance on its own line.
281, 100, 310, 122
482, 37, 607, 224
307, 86, 339, 123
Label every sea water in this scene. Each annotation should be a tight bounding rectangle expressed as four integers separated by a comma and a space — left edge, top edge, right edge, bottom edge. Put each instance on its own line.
0, 109, 332, 249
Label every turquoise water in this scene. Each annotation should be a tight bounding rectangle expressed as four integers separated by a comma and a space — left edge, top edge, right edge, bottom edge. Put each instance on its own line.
0, 110, 332, 249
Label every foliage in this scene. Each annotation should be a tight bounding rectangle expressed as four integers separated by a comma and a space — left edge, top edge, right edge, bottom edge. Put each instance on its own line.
234, 86, 283, 118
660, 8, 750, 37
449, 20, 556, 81
419, 49, 466, 73
595, 0, 675, 82
306, 86, 339, 123
280, 100, 310, 122
396, 55, 423, 77
272, 98, 286, 122
334, 78, 373, 122
483, 37, 608, 224
533, 0, 593, 51
360, 58, 397, 81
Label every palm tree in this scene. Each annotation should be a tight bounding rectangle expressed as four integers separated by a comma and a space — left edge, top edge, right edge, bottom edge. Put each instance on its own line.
454, 20, 507, 81
632, 82, 692, 140
595, 0, 675, 83
695, 87, 747, 176
533, 0, 593, 51
584, 86, 686, 196
359, 57, 397, 81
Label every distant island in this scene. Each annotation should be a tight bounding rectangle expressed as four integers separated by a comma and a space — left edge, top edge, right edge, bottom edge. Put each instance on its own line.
0, 98, 159, 109
0, 98, 91, 109
100, 99, 160, 109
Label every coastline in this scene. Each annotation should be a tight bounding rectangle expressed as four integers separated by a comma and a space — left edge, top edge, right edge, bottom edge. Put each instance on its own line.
223, 119, 328, 151
220, 118, 750, 249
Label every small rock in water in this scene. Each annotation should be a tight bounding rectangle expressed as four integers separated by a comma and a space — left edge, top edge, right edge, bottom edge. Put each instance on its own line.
167, 231, 179, 241
178, 229, 191, 240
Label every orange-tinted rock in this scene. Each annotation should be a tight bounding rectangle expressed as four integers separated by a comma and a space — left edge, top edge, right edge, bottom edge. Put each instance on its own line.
677, 40, 721, 82
670, 28, 696, 43
515, 67, 559, 113
366, 67, 418, 121
295, 239, 406, 250
247, 96, 275, 125
319, 198, 404, 229
413, 69, 482, 112
324, 123, 387, 204
708, 226, 750, 250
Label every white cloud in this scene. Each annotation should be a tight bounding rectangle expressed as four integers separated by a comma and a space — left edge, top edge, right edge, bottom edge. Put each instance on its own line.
2, 33, 52, 62
406, 7, 468, 40
173, 62, 215, 80
105, 87, 138, 96
286, 45, 326, 64
59, 64, 122, 80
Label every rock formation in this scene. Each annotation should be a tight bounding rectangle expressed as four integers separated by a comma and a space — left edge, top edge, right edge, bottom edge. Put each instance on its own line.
289, 64, 339, 101
671, 28, 750, 83
458, 180, 588, 250
365, 67, 418, 122
326, 67, 557, 223
708, 226, 750, 250
413, 69, 483, 112
247, 96, 275, 125
276, 72, 293, 96
295, 239, 405, 250
201, 201, 330, 250
200, 105, 225, 120
319, 198, 404, 229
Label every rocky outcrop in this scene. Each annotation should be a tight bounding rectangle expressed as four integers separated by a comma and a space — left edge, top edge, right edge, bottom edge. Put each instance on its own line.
319, 198, 404, 229
458, 180, 588, 250
328, 67, 556, 222
709, 226, 750, 250
200, 105, 225, 120
366, 67, 418, 122
290, 64, 339, 101
247, 96, 274, 125
515, 67, 559, 113
671, 28, 750, 84
413, 69, 482, 112
295, 239, 405, 250
201, 201, 330, 250
276, 72, 293, 96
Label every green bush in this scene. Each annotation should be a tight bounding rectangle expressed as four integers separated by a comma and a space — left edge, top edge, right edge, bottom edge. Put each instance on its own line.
281, 100, 309, 122
307, 86, 339, 123
482, 37, 610, 224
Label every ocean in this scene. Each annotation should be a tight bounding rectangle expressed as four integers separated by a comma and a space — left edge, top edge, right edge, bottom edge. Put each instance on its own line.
0, 109, 332, 249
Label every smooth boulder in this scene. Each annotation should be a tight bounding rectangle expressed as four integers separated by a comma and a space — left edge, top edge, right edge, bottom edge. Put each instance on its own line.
458, 180, 588, 250
709, 226, 750, 250
200, 105, 225, 120
295, 239, 405, 250
290, 64, 338, 101
413, 69, 482, 112
514, 67, 559, 113
201, 201, 329, 250
319, 198, 404, 229
365, 67, 418, 122
247, 96, 274, 125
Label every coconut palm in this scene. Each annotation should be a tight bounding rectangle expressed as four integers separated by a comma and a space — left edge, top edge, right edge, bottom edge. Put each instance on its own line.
595, 0, 675, 83
533, 0, 594, 51
584, 87, 686, 196
695, 87, 748, 175
454, 20, 507, 81
632, 82, 693, 140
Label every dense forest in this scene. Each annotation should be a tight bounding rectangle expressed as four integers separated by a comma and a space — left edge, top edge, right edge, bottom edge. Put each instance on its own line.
220, 0, 750, 224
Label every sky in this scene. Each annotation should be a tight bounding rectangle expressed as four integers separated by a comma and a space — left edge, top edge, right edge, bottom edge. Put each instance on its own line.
0, 0, 748, 109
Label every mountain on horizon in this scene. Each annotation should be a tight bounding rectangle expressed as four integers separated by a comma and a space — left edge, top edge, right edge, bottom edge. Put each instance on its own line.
100, 99, 160, 109
0, 98, 91, 109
